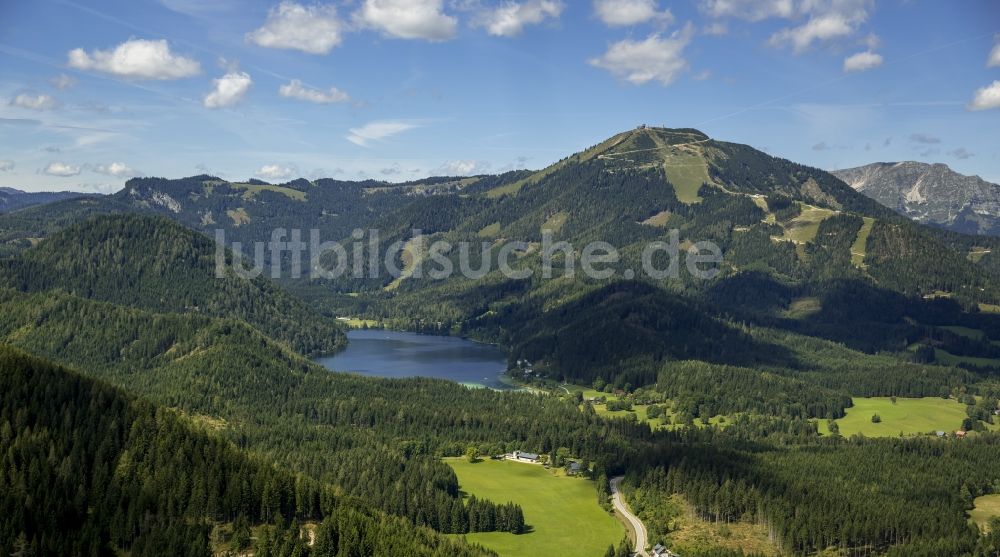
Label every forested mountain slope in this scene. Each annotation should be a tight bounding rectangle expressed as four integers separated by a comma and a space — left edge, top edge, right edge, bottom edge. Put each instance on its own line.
0, 345, 493, 557
0, 214, 344, 356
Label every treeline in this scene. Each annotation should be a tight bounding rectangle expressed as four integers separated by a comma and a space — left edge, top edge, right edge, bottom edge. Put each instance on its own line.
655, 360, 852, 420
625, 435, 1000, 556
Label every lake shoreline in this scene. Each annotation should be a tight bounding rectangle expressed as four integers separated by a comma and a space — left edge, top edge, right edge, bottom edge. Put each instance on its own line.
314, 329, 514, 390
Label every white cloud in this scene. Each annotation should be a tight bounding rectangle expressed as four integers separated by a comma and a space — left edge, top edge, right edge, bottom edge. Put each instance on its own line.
203, 71, 252, 108
256, 164, 297, 180
588, 24, 693, 86
699, 0, 793, 21
434, 160, 490, 175
346, 120, 420, 147
968, 80, 1000, 111
11, 93, 56, 110
770, 13, 852, 52
593, 0, 673, 27
50, 74, 77, 90
843, 50, 882, 72
43, 162, 81, 177
768, 0, 872, 52
481, 0, 563, 37
355, 0, 457, 41
0, 160, 13, 171
701, 1, 871, 52
989, 39, 1000, 68
246, 2, 343, 54
67, 39, 200, 80
279, 79, 350, 103
94, 162, 139, 178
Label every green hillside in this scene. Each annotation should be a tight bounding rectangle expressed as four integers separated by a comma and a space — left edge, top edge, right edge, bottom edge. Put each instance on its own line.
0, 345, 490, 557
0, 214, 345, 356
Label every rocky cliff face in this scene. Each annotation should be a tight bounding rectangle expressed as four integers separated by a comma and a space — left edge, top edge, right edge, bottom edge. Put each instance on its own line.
833, 162, 1000, 236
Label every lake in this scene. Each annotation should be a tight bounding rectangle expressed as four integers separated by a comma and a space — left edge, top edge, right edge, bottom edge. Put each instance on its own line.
314, 329, 511, 389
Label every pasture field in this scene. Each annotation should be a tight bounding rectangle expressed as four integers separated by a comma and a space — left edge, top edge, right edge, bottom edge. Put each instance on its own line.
970, 494, 1000, 531
231, 182, 308, 201
446, 458, 624, 557
781, 204, 837, 245
661, 151, 709, 204
335, 317, 381, 328
818, 397, 968, 437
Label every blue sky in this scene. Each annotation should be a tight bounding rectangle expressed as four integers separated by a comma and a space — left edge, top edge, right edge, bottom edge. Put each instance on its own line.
0, 0, 998, 192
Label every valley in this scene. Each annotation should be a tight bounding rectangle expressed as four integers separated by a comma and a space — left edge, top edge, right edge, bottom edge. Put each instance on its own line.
4, 3, 1000, 555
3, 126, 1000, 557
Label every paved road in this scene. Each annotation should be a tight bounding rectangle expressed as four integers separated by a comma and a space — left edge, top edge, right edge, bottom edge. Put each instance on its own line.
610, 476, 649, 557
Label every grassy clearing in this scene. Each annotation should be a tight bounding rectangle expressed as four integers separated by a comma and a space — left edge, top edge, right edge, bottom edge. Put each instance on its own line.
780, 204, 837, 245
980, 303, 1000, 314
969, 248, 991, 263
639, 210, 672, 227
750, 195, 769, 211
643, 130, 708, 204
659, 495, 779, 557
934, 349, 1000, 369
226, 208, 251, 226
384, 235, 425, 291
335, 317, 381, 328
940, 325, 987, 341
478, 221, 501, 238
784, 296, 821, 319
851, 216, 875, 268
970, 494, 1000, 531
662, 152, 709, 204
541, 211, 568, 234
231, 183, 308, 201
818, 397, 969, 437
447, 458, 623, 557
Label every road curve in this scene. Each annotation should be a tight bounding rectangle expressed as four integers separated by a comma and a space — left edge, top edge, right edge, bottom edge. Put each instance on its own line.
610, 476, 649, 557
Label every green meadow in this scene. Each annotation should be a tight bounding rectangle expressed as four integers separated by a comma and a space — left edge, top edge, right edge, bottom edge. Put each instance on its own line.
970, 494, 1000, 531
446, 458, 624, 557
818, 397, 969, 437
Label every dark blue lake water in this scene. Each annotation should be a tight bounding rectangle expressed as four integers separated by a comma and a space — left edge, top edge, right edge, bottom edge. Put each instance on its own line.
314, 330, 511, 389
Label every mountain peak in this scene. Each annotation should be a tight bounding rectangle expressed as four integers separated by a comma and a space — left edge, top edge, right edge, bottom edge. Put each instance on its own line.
833, 161, 1000, 235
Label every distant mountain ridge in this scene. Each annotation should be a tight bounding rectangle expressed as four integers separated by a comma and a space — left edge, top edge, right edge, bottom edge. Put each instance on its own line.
0, 187, 98, 214
833, 162, 1000, 236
